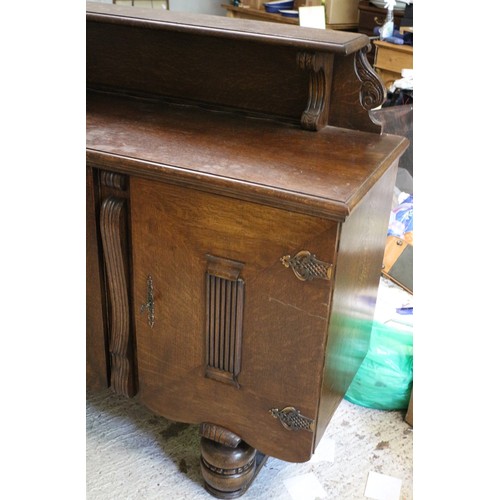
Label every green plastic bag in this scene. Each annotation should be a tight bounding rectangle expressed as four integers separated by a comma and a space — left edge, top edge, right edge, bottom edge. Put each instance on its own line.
345, 321, 413, 410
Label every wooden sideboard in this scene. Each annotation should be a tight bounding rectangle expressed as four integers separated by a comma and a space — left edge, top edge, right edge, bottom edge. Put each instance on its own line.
222, 1, 359, 31
357, 1, 405, 65
86, 2, 408, 497
373, 39, 413, 88
357, 0, 405, 36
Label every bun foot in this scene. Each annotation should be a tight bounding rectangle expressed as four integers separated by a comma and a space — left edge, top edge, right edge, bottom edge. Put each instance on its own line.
200, 434, 268, 498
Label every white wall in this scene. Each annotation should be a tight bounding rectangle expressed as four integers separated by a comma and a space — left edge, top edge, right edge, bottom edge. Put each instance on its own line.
169, 0, 225, 15
93, 0, 226, 15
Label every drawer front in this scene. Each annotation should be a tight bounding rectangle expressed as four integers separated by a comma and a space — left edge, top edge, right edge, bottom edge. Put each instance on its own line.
358, 9, 386, 34
358, 5, 405, 35
130, 177, 339, 462
375, 47, 413, 73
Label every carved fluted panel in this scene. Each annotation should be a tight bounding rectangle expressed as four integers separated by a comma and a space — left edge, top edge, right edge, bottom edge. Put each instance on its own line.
205, 255, 245, 387
100, 196, 136, 397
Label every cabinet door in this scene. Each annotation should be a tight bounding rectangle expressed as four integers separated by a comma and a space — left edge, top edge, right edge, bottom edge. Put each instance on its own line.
130, 177, 338, 462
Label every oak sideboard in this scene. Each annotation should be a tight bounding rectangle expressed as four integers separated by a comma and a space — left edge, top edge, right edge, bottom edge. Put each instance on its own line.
86, 3, 408, 497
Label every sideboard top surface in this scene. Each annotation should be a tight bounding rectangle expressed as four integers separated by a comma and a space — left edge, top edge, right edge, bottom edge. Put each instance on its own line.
86, 91, 407, 221
86, 1, 368, 55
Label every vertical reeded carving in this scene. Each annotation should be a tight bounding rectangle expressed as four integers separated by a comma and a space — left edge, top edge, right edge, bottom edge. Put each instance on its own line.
100, 196, 135, 397
297, 51, 333, 131
205, 255, 245, 387
354, 45, 386, 110
100, 171, 127, 190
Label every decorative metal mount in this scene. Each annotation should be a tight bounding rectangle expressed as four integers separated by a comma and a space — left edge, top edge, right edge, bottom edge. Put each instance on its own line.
354, 45, 386, 110
280, 250, 333, 282
269, 407, 315, 432
140, 274, 155, 328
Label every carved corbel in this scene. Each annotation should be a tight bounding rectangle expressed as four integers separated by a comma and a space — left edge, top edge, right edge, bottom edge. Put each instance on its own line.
297, 51, 334, 131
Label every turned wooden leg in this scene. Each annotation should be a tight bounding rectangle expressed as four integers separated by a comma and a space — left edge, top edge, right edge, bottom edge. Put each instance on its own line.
199, 423, 267, 499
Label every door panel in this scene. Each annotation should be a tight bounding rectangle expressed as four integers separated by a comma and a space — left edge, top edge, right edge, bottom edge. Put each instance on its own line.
130, 177, 338, 462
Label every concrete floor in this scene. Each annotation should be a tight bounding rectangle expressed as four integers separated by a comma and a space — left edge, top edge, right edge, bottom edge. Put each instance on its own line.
86, 389, 413, 499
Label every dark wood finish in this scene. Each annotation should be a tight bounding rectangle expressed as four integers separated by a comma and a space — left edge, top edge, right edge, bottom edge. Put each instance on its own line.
86, 2, 384, 133
86, 167, 109, 391
129, 177, 337, 462
315, 161, 398, 445
297, 51, 333, 131
200, 423, 243, 448
199, 422, 268, 498
205, 255, 245, 387
200, 437, 258, 498
86, 3, 408, 496
328, 46, 385, 133
86, 92, 403, 221
99, 196, 136, 397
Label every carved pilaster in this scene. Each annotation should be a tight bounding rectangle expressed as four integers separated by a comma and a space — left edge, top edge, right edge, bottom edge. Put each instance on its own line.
354, 45, 386, 111
297, 51, 333, 131
100, 196, 136, 397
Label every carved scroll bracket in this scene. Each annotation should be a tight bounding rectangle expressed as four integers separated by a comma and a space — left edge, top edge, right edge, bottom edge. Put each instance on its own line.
297, 51, 333, 131
354, 45, 386, 110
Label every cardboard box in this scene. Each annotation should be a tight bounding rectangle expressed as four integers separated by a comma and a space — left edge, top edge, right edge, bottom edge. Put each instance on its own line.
325, 0, 359, 25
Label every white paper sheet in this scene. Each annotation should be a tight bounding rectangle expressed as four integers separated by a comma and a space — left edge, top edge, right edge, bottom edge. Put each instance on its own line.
364, 471, 402, 500
298, 6, 326, 29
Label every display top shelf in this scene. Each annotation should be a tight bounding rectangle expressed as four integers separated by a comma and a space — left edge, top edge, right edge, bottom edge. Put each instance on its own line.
87, 1, 367, 55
